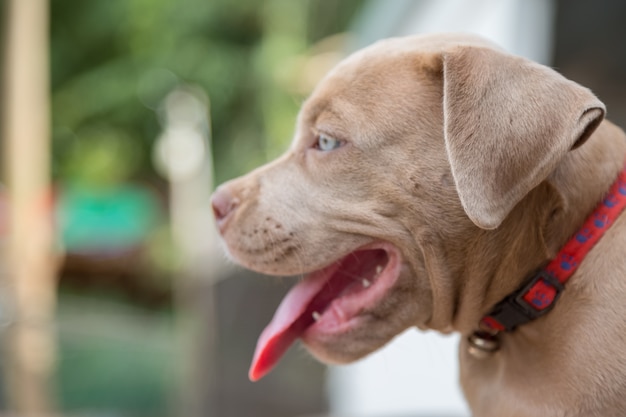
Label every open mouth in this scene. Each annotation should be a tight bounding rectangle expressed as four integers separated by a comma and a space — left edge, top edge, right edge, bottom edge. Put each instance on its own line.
249, 242, 402, 381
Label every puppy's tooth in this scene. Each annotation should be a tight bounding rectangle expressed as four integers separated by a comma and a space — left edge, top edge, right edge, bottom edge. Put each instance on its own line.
375, 265, 383, 275
312, 311, 321, 321
362, 279, 371, 288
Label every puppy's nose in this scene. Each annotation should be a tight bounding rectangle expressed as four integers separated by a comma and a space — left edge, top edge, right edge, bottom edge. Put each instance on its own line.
211, 186, 239, 233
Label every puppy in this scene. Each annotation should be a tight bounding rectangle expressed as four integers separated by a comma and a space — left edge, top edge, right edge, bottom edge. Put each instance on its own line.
212, 33, 626, 417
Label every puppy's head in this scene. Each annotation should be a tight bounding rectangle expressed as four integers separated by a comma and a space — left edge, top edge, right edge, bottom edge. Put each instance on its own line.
211, 33, 604, 380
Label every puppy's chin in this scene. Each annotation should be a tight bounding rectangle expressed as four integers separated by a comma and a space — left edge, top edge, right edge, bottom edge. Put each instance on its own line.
301, 317, 403, 365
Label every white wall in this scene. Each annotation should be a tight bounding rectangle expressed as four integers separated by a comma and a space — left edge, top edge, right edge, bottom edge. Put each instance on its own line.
329, 330, 468, 416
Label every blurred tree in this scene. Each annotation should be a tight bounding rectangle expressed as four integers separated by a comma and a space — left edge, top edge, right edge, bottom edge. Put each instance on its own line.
50, 0, 363, 187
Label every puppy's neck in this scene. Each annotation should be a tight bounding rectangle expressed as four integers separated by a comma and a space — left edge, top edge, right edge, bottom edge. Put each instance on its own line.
451, 120, 626, 334
546, 121, 626, 253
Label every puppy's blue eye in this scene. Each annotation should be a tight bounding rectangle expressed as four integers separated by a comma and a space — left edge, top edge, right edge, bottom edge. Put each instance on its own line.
315, 134, 342, 151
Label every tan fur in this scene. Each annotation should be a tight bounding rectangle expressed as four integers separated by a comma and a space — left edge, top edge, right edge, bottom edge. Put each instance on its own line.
212, 33, 626, 416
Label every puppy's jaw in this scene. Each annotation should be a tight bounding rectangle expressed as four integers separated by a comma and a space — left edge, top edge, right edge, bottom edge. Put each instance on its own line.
217, 151, 436, 367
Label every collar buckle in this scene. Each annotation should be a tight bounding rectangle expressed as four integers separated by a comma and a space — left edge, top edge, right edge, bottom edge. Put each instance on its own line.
481, 270, 565, 333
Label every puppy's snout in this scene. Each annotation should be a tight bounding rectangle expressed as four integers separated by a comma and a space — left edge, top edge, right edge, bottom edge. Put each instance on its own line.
211, 186, 239, 233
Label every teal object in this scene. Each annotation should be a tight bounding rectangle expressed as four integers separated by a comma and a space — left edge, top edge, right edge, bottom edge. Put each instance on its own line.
58, 184, 161, 253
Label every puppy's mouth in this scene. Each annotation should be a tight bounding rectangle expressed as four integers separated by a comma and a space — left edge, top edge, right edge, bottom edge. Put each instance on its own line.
249, 242, 402, 381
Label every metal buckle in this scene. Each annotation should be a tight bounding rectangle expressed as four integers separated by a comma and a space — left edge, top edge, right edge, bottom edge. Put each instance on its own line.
488, 270, 564, 331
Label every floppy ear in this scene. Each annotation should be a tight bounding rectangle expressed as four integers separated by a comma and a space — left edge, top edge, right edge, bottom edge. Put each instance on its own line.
442, 46, 605, 229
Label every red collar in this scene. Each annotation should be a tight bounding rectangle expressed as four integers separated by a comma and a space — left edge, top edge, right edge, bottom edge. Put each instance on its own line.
469, 161, 626, 356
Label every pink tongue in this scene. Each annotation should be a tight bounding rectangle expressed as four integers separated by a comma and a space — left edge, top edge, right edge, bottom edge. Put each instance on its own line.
249, 263, 351, 381
249, 249, 388, 381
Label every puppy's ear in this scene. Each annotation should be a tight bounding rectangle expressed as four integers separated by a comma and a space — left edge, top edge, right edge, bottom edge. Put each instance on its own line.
442, 46, 605, 229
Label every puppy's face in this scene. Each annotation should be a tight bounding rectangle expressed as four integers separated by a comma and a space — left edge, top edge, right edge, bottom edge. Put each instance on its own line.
212, 33, 604, 380
213, 36, 473, 380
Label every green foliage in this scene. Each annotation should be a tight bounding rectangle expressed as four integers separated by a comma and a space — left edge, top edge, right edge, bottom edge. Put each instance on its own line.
51, 0, 364, 186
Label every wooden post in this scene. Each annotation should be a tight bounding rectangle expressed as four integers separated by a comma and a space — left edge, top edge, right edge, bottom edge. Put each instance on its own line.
2, 0, 57, 414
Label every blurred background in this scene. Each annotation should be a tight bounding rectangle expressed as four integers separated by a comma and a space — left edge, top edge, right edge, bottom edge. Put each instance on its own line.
1, 0, 626, 416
